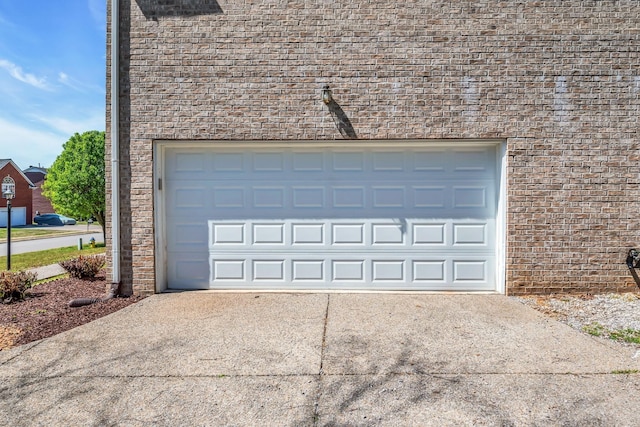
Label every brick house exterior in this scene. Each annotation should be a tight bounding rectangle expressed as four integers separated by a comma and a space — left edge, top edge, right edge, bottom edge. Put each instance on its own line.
107, 0, 640, 296
23, 166, 55, 216
0, 160, 35, 226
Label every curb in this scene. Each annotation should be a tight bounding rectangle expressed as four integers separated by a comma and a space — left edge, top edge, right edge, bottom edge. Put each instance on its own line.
0, 229, 102, 245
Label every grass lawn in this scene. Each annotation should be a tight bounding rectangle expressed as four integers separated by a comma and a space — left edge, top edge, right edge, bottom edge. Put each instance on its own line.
0, 227, 74, 243
0, 244, 106, 272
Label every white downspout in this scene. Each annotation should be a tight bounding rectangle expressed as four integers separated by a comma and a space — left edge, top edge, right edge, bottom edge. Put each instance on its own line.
110, 0, 120, 286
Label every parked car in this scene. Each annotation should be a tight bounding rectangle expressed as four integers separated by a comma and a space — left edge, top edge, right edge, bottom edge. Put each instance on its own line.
33, 213, 77, 226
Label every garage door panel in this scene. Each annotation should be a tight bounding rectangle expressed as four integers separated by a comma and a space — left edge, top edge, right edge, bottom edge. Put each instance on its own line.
210, 223, 245, 245
332, 187, 365, 208
332, 152, 365, 171
213, 152, 244, 172
412, 150, 447, 172
253, 187, 286, 208
292, 187, 325, 208
372, 223, 405, 245
207, 218, 496, 291
211, 259, 246, 281
172, 152, 206, 174
208, 219, 495, 251
453, 260, 488, 282
168, 252, 210, 289
165, 145, 500, 291
372, 187, 405, 208
207, 253, 495, 291
413, 223, 446, 245
252, 223, 285, 244
453, 186, 488, 208
413, 186, 446, 208
372, 151, 405, 171
293, 260, 325, 281
170, 223, 208, 246
453, 148, 495, 171
165, 182, 208, 209
176, 149, 496, 181
453, 224, 487, 245
168, 182, 496, 218
253, 152, 285, 172
372, 260, 404, 281
413, 260, 446, 282
253, 260, 286, 281
292, 152, 324, 171
292, 223, 325, 244
174, 188, 207, 209
212, 187, 246, 208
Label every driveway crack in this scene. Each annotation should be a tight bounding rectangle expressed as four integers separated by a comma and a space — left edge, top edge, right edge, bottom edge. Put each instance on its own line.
313, 293, 330, 426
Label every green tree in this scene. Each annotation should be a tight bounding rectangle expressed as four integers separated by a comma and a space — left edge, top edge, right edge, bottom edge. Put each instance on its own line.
43, 131, 106, 238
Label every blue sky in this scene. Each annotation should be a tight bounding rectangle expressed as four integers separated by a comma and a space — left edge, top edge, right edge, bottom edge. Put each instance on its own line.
0, 0, 106, 170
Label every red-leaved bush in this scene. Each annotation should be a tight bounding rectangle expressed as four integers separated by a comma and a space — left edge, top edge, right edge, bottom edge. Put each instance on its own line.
0, 270, 38, 303
59, 254, 105, 279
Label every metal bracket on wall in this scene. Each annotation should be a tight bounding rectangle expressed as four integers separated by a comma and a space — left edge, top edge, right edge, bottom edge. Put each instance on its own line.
625, 249, 640, 289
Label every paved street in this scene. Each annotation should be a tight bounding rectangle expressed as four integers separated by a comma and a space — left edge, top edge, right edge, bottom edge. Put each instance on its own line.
0, 225, 104, 256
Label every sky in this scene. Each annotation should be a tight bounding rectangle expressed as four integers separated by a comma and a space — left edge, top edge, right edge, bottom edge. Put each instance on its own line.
0, 0, 106, 170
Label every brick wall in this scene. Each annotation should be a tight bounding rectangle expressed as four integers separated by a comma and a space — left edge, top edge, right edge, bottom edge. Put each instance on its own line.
24, 172, 55, 216
107, 0, 640, 295
0, 163, 33, 225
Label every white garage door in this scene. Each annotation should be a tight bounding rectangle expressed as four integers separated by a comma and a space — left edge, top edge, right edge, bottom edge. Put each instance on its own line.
0, 207, 27, 227
162, 143, 500, 291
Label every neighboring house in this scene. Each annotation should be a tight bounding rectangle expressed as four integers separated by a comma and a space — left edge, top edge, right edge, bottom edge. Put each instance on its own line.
0, 159, 35, 227
23, 166, 55, 217
107, 1, 640, 296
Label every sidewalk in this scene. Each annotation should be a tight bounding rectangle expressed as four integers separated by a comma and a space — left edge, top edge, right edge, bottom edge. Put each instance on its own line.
26, 263, 66, 280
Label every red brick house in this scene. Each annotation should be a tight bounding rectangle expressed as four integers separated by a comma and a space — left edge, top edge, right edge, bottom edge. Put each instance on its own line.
0, 159, 35, 227
107, 1, 640, 296
23, 166, 55, 216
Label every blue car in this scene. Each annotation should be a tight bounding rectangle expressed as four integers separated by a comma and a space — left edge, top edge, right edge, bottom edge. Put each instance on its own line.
34, 213, 77, 226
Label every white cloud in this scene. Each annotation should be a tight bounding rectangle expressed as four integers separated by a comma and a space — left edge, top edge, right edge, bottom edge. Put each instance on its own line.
57, 71, 104, 94
0, 59, 50, 90
58, 71, 80, 91
0, 117, 66, 169
0, 111, 106, 169
32, 112, 105, 136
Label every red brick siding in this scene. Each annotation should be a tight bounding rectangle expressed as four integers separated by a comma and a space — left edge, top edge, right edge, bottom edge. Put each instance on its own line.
24, 173, 55, 216
0, 164, 33, 225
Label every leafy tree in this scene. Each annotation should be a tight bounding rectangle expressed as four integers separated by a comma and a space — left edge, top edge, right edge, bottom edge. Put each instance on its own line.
43, 131, 106, 238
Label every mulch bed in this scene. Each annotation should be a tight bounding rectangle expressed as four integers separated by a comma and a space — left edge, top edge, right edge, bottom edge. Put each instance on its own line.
0, 271, 145, 351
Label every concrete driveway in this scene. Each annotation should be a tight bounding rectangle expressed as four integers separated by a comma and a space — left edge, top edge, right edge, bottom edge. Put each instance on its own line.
1, 293, 639, 426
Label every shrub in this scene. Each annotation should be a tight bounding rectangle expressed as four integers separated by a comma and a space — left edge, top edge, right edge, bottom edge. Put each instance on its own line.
0, 270, 38, 304
59, 254, 105, 279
